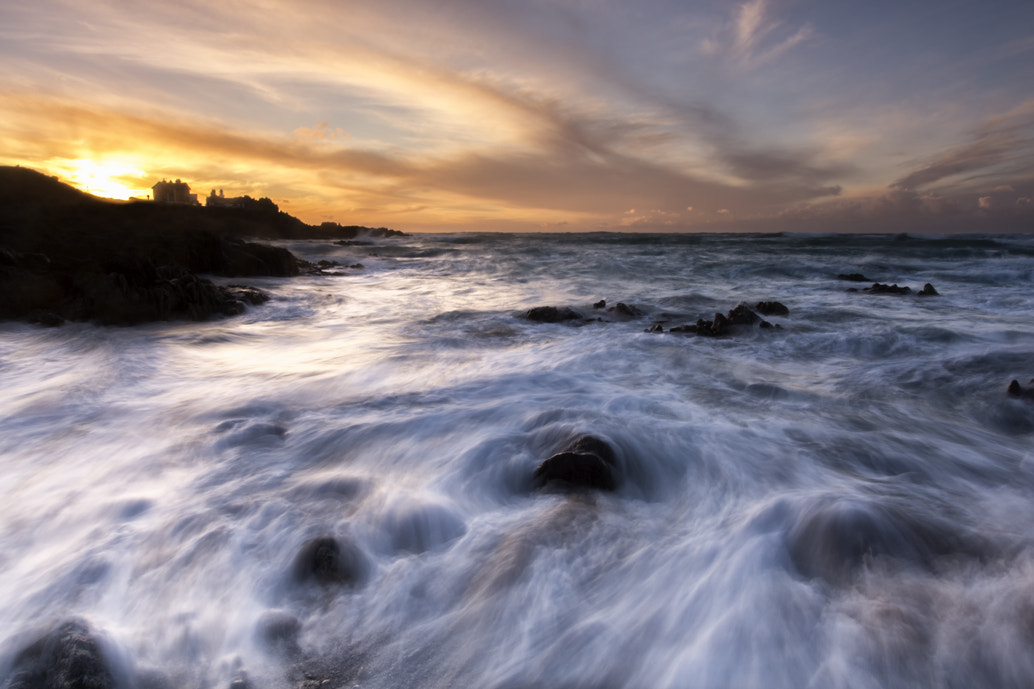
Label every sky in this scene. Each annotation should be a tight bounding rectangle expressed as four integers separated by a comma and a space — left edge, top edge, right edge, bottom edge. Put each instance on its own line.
1, 0, 1032, 233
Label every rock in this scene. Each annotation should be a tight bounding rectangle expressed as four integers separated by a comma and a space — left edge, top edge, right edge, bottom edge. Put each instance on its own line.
223, 240, 300, 277
695, 312, 730, 337
726, 302, 759, 326
255, 610, 302, 658
918, 283, 939, 296
755, 301, 789, 316
5, 618, 117, 689
532, 435, 618, 492
592, 299, 606, 309
669, 324, 697, 333
1007, 379, 1034, 398
608, 302, 640, 317
837, 273, 872, 282
865, 283, 912, 294
292, 536, 366, 587
786, 498, 975, 585
645, 323, 664, 333
525, 306, 581, 323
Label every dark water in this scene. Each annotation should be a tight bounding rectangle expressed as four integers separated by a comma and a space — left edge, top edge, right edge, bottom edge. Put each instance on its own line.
2, 232, 1034, 688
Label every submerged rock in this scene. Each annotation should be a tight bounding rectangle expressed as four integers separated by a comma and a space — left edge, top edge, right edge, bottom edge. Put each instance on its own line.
786, 497, 977, 585
608, 302, 640, 318
533, 435, 618, 492
837, 273, 872, 282
292, 536, 366, 587
4, 618, 118, 689
255, 610, 302, 658
525, 306, 581, 323
864, 283, 912, 294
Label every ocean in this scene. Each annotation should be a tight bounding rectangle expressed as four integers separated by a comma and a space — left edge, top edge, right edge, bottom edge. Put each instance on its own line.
2, 232, 1034, 689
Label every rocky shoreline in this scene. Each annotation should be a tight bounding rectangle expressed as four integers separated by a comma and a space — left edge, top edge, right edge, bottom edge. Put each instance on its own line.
0, 167, 402, 326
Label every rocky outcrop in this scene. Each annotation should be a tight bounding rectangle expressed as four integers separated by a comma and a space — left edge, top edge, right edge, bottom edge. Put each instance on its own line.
3, 618, 119, 689
1007, 379, 1034, 399
786, 497, 981, 585
292, 536, 366, 587
661, 302, 778, 337
837, 273, 872, 282
0, 255, 272, 326
533, 435, 618, 492
918, 283, 939, 296
524, 306, 582, 323
755, 301, 789, 316
864, 282, 912, 294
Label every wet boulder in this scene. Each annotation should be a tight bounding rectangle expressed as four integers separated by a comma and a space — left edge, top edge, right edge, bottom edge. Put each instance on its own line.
695, 312, 730, 337
918, 283, 939, 296
1007, 379, 1034, 399
255, 610, 302, 658
533, 435, 618, 492
4, 618, 118, 689
786, 497, 971, 585
592, 299, 606, 309
755, 301, 789, 317
864, 282, 912, 294
525, 306, 581, 323
292, 536, 366, 587
727, 302, 760, 326
837, 273, 872, 282
608, 302, 641, 318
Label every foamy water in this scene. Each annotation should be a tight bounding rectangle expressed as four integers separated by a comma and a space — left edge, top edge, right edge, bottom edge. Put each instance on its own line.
2, 232, 1034, 689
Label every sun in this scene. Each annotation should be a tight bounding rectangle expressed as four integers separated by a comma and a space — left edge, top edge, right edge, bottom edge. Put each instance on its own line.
46, 157, 151, 200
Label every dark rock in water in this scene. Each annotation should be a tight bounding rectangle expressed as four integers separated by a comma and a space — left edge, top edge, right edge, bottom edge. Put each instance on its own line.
1007, 379, 1034, 399
592, 299, 606, 309
533, 435, 618, 492
865, 283, 912, 294
609, 302, 640, 317
223, 240, 299, 277
755, 301, 789, 316
255, 610, 302, 658
645, 323, 664, 333
727, 302, 759, 326
525, 306, 581, 323
695, 312, 729, 337
292, 536, 365, 587
786, 498, 973, 585
669, 324, 697, 333
5, 618, 117, 689
918, 283, 939, 296
837, 273, 872, 282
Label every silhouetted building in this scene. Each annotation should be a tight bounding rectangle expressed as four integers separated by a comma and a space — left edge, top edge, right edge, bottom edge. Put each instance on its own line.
152, 179, 198, 205
205, 188, 247, 209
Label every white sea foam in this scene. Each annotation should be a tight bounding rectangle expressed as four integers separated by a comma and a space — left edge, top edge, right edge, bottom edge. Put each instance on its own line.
2, 233, 1034, 688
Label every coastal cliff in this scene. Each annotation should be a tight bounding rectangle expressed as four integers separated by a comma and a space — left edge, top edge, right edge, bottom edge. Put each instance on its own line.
0, 166, 401, 324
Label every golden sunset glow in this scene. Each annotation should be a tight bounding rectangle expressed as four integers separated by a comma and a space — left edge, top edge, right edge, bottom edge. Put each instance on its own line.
46, 157, 150, 200
1, 0, 1032, 232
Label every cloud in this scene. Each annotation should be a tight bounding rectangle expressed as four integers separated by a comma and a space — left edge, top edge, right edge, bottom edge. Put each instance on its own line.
714, 0, 814, 69
892, 100, 1034, 191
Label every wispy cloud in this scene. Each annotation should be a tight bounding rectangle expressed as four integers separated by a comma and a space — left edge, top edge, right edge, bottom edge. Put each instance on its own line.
892, 100, 1034, 191
706, 0, 814, 69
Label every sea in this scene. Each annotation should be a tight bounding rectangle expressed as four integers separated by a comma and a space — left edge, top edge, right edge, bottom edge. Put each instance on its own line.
2, 232, 1034, 689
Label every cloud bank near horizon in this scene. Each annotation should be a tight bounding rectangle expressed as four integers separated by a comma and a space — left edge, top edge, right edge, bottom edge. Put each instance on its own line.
1, 0, 1032, 232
